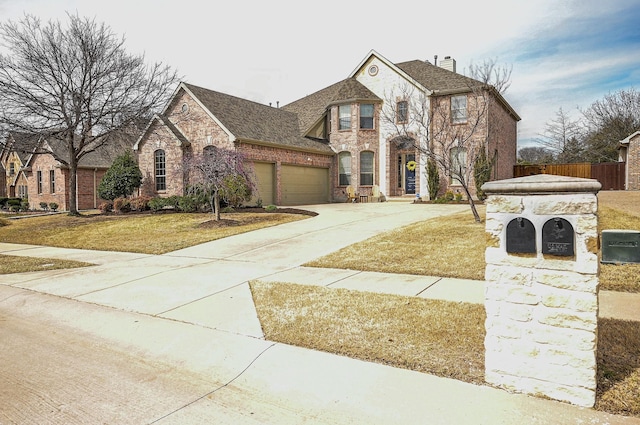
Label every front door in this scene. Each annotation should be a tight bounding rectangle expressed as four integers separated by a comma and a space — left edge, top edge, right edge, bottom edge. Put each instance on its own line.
405, 154, 416, 194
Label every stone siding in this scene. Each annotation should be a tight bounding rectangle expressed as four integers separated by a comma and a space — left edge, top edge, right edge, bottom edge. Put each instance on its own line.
483, 176, 600, 408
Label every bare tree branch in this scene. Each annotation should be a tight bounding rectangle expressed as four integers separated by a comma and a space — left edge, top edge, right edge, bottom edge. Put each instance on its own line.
0, 13, 180, 214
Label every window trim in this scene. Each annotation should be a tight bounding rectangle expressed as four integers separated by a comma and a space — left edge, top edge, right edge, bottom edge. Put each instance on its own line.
37, 170, 43, 194
451, 95, 467, 124
338, 104, 351, 131
359, 103, 374, 130
359, 151, 374, 186
154, 149, 166, 192
397, 100, 408, 124
49, 169, 55, 193
450, 146, 467, 184
338, 151, 352, 186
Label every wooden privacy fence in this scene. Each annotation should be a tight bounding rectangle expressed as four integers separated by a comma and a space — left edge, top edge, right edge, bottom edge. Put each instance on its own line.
514, 162, 626, 190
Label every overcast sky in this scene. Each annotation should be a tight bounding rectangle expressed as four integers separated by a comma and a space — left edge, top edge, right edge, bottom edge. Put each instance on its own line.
1, 0, 638, 150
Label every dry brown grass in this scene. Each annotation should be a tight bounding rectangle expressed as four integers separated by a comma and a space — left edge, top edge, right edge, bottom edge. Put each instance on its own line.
250, 280, 640, 418
250, 280, 486, 384
306, 206, 487, 280
596, 318, 640, 416
0, 211, 307, 255
0, 254, 92, 274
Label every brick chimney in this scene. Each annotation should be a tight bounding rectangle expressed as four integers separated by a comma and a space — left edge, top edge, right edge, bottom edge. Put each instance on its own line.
439, 56, 456, 73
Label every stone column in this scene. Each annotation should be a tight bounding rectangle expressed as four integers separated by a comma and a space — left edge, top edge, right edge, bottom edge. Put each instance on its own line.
482, 174, 601, 407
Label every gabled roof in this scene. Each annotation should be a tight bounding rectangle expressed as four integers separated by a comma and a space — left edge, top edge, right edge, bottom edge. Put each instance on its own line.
182, 83, 333, 154
3, 132, 42, 164
395, 60, 483, 94
281, 78, 381, 135
26, 132, 136, 169
619, 130, 640, 146
133, 114, 190, 151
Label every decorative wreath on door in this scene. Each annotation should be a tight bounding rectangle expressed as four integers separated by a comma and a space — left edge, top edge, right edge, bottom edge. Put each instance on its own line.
406, 161, 417, 171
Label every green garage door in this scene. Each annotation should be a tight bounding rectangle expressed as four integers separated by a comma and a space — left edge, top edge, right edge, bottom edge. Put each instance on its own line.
251, 162, 274, 206
281, 165, 329, 206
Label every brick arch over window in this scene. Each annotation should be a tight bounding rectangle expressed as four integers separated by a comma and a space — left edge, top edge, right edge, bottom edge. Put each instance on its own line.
154, 149, 166, 191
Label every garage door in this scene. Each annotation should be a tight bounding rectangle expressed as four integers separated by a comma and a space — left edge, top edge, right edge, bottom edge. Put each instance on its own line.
251, 162, 274, 206
281, 165, 329, 206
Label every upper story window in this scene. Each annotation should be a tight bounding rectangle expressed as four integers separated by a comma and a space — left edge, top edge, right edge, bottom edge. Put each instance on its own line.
451, 95, 467, 124
397, 101, 408, 124
49, 169, 55, 193
9, 162, 15, 176
338, 151, 351, 186
359, 104, 374, 129
154, 149, 166, 191
360, 151, 374, 186
339, 105, 351, 130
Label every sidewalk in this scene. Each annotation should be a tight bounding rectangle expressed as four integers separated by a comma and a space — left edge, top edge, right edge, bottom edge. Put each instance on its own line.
1, 201, 639, 424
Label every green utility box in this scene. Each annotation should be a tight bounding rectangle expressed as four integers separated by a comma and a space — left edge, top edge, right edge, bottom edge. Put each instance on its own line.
601, 229, 640, 264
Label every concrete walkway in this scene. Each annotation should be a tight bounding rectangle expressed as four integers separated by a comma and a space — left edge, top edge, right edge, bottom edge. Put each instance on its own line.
1, 201, 639, 424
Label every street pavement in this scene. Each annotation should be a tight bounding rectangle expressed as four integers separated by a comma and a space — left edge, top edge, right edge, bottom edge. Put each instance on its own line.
0, 201, 639, 424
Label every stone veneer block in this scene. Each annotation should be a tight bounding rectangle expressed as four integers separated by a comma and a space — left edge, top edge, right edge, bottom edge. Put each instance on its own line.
481, 175, 601, 408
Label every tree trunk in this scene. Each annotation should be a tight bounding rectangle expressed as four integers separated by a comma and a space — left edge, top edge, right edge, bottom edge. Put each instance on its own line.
461, 184, 481, 223
213, 191, 221, 221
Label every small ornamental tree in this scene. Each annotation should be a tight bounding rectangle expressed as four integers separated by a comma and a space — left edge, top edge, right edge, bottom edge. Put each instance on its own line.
190, 147, 255, 221
426, 158, 440, 200
98, 150, 143, 201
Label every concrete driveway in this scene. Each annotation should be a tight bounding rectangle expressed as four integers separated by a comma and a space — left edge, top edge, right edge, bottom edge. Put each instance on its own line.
1, 201, 638, 424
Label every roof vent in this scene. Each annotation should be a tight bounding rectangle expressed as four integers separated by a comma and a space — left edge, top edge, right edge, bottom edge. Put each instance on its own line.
439, 56, 456, 73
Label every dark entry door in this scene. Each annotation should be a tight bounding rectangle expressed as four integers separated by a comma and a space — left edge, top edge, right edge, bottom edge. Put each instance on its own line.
405, 154, 416, 194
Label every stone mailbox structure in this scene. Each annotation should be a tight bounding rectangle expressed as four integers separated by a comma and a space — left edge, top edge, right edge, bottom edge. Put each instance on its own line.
481, 174, 601, 408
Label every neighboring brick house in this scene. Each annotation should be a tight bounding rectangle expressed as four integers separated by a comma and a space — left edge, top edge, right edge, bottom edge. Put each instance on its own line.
0, 132, 41, 199
11, 135, 133, 211
618, 130, 640, 190
136, 50, 520, 204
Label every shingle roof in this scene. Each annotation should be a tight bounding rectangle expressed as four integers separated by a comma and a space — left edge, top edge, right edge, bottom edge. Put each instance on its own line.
395, 60, 483, 93
5, 132, 42, 163
182, 83, 333, 154
281, 78, 380, 134
44, 132, 136, 169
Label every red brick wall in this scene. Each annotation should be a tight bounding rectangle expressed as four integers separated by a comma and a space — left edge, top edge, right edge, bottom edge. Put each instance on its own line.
488, 95, 518, 181
26, 153, 68, 210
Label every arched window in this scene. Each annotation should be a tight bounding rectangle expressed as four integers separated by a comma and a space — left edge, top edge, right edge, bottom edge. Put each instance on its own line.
154, 149, 166, 191
203, 145, 217, 157
360, 151, 374, 185
338, 151, 351, 186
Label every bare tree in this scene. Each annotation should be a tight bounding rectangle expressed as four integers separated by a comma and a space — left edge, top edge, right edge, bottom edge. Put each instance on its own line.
0, 13, 179, 214
189, 146, 255, 221
535, 107, 584, 163
581, 88, 640, 162
466, 58, 512, 95
517, 146, 555, 164
382, 81, 491, 223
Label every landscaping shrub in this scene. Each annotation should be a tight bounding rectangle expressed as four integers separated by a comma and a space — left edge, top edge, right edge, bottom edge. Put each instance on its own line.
98, 201, 113, 213
177, 195, 198, 213
97, 150, 143, 201
426, 159, 440, 200
444, 190, 454, 202
0, 197, 8, 208
39, 201, 49, 210
49, 202, 59, 212
265, 204, 278, 212
113, 197, 131, 214
148, 197, 163, 212
129, 196, 151, 211
221, 174, 252, 208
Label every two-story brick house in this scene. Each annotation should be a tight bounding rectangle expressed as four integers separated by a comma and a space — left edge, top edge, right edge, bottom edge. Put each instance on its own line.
619, 130, 640, 190
135, 50, 520, 205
